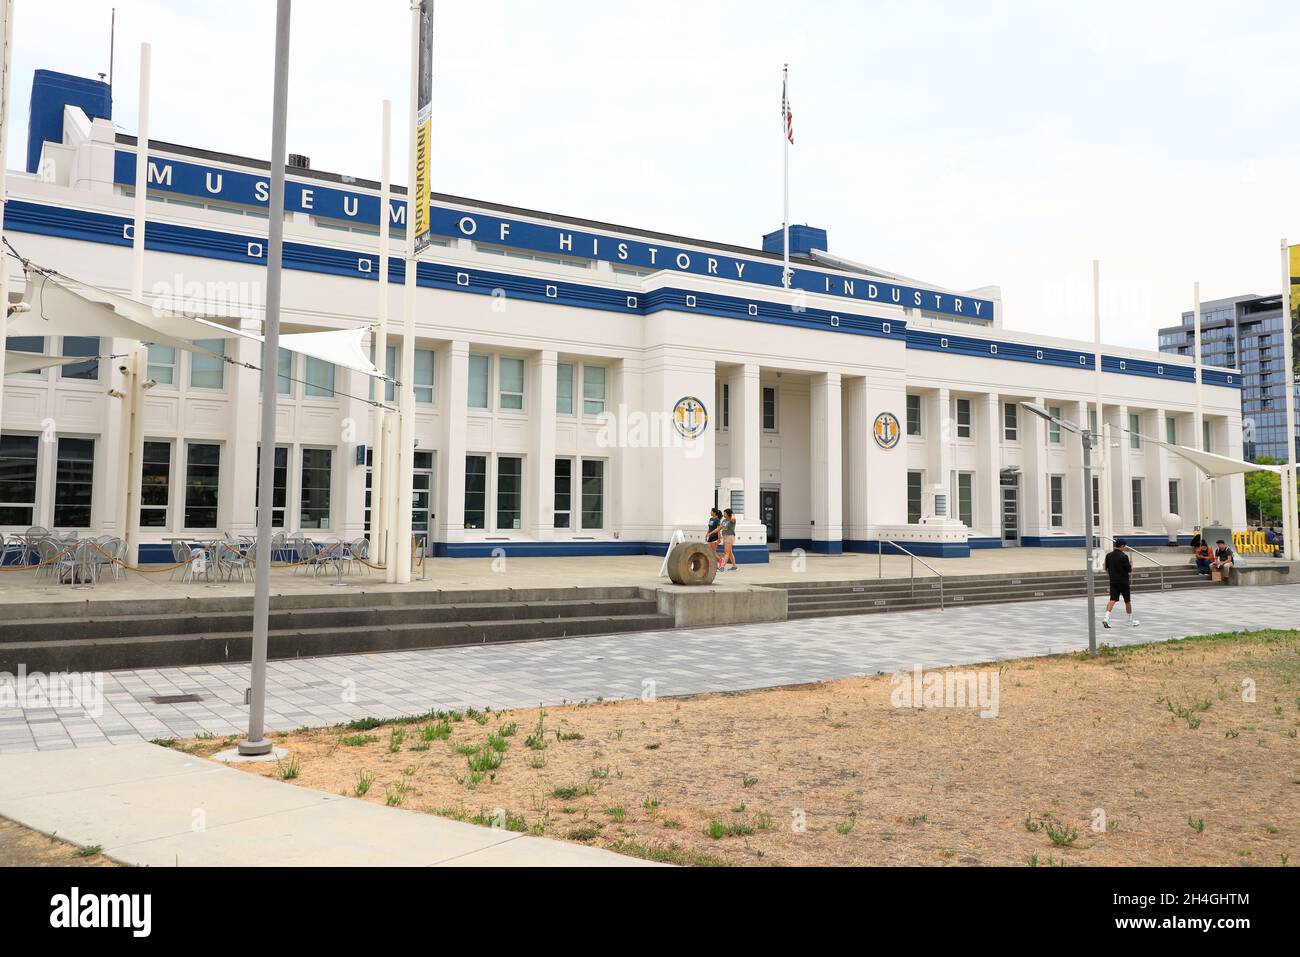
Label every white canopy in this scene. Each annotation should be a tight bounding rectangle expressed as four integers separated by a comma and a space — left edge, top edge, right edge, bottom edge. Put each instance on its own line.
10, 270, 225, 357
3, 351, 85, 375
8, 266, 390, 384
1139, 434, 1284, 478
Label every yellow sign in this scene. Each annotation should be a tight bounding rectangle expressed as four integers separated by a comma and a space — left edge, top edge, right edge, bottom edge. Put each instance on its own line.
413, 0, 434, 252
1233, 530, 1275, 555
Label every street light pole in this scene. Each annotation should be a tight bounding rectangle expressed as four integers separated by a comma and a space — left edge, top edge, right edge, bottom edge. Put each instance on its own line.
1022, 401, 1098, 655
1082, 428, 1097, 656
240, 0, 291, 757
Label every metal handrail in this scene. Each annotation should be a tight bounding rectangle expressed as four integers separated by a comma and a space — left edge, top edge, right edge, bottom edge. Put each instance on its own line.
1095, 535, 1171, 591
878, 539, 945, 609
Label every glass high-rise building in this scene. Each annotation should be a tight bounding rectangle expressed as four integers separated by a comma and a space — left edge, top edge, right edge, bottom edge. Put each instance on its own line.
1158, 294, 1298, 462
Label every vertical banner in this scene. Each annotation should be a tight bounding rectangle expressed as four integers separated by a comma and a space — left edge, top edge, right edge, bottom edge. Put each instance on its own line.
1290, 244, 1299, 358
412, 0, 434, 252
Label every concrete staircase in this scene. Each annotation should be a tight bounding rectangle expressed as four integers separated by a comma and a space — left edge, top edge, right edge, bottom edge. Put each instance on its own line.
0, 586, 672, 673
779, 564, 1212, 620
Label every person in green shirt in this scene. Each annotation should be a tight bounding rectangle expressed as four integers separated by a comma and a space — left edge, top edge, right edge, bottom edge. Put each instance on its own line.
705, 507, 722, 564
719, 508, 738, 571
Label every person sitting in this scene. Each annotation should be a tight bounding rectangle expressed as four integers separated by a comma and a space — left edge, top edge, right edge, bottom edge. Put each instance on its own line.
1211, 539, 1234, 581
1265, 526, 1278, 557
1194, 540, 1212, 577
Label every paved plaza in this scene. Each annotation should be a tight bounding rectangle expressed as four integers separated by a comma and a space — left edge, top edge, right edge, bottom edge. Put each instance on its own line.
3, 581, 1295, 753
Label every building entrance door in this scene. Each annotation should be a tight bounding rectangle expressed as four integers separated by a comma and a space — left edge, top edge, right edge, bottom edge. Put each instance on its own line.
1001, 486, 1020, 544
760, 487, 780, 551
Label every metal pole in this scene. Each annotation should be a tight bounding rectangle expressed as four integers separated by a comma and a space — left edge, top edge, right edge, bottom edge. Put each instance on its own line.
0, 0, 15, 447
1093, 260, 1110, 563
240, 0, 291, 757
121, 42, 150, 564
1082, 431, 1097, 655
1192, 280, 1207, 527
394, 0, 422, 584
781, 63, 790, 291
372, 99, 392, 577
1279, 240, 1299, 561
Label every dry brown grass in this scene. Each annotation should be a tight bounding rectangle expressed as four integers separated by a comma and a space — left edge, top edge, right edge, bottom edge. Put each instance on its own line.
185, 629, 1300, 867
0, 817, 118, 867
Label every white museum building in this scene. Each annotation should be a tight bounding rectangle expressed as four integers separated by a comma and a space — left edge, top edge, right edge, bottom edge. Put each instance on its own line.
0, 71, 1246, 564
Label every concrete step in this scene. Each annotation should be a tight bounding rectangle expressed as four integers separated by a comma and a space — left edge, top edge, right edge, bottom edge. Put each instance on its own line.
0, 597, 662, 643
785, 571, 1197, 605
777, 565, 1202, 593
786, 575, 1210, 619
0, 611, 674, 673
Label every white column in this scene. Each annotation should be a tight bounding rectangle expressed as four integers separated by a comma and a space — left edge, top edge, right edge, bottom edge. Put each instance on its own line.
336, 368, 368, 544
226, 317, 262, 535
842, 375, 869, 543
1022, 394, 1049, 539
1149, 408, 1172, 535
978, 392, 1001, 542
1066, 400, 1087, 535
810, 372, 842, 551
528, 350, 557, 540
926, 387, 952, 517
728, 364, 761, 524
0, 0, 13, 468
435, 340, 468, 546
1114, 405, 1133, 535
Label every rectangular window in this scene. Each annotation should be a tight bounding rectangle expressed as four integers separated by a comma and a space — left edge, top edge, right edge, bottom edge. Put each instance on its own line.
146, 345, 176, 386
275, 348, 294, 396
583, 365, 607, 416
554, 458, 572, 529
496, 455, 523, 530
556, 363, 574, 415
414, 348, 435, 404
139, 441, 171, 528
957, 472, 974, 527
60, 336, 101, 381
304, 357, 335, 398
1166, 418, 1177, 445
467, 355, 490, 409
1089, 410, 1098, 435
721, 383, 730, 430
190, 340, 225, 390
7, 337, 45, 377
1131, 478, 1144, 528
1048, 405, 1062, 444
907, 471, 923, 524
300, 448, 333, 528
464, 455, 487, 528
581, 459, 605, 529
1049, 475, 1064, 528
1003, 402, 1018, 441
54, 437, 95, 527
955, 398, 972, 439
184, 443, 221, 529
762, 387, 778, 431
255, 446, 289, 528
0, 434, 40, 525
1202, 420, 1211, 453
1129, 412, 1141, 449
1092, 475, 1101, 528
1168, 479, 1180, 518
906, 394, 922, 436
499, 357, 525, 410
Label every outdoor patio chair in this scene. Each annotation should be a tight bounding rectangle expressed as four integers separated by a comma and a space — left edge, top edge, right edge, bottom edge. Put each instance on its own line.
344, 536, 370, 575
215, 541, 250, 583
33, 538, 63, 583
269, 531, 288, 563
22, 526, 49, 565
314, 539, 344, 578
0, 533, 26, 567
91, 537, 119, 582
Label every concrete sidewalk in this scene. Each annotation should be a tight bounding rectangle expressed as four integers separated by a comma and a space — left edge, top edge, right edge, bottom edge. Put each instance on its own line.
0, 742, 658, 867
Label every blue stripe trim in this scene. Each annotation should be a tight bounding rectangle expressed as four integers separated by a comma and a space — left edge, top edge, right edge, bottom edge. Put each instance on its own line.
431, 540, 770, 564
1, 199, 1238, 389
842, 539, 971, 558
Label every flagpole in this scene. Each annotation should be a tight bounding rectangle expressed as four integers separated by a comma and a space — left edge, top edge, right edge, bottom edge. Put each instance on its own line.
1193, 280, 1206, 527
782, 63, 790, 290
1280, 239, 1299, 561
1092, 260, 1109, 559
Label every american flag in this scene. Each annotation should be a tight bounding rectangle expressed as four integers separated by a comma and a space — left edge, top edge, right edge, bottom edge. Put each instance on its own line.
782, 74, 794, 145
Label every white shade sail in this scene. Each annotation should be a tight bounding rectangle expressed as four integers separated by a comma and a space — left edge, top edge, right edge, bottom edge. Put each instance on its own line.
3, 351, 86, 375
8, 265, 390, 384
1141, 435, 1283, 478
10, 270, 225, 357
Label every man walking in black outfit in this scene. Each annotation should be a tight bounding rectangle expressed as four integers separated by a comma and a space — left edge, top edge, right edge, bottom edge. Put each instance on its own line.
1102, 538, 1139, 629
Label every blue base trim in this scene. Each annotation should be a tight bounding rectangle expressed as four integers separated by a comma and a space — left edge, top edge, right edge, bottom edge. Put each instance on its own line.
968, 537, 1003, 549
842, 539, 971, 559
431, 540, 771, 564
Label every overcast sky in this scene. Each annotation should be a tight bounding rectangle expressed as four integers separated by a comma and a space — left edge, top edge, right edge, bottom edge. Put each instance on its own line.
6, 0, 1298, 348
